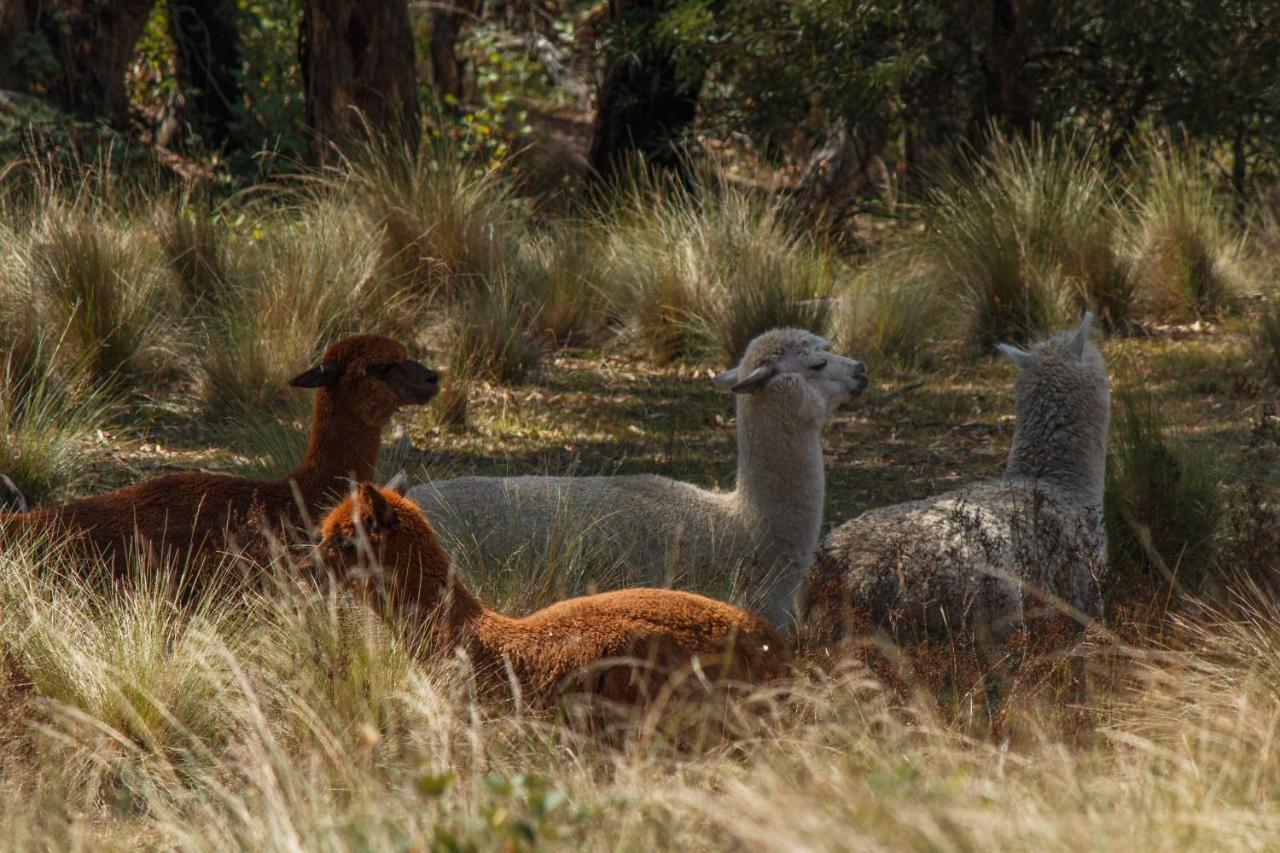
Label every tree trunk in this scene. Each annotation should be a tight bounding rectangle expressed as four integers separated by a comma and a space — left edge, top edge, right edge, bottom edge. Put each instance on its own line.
168, 0, 242, 151
299, 0, 421, 162
983, 0, 1032, 131
0, 0, 156, 126
588, 0, 703, 184
429, 0, 474, 106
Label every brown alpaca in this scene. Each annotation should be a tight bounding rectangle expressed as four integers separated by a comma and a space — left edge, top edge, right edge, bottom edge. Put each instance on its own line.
318, 484, 790, 708
2, 335, 438, 575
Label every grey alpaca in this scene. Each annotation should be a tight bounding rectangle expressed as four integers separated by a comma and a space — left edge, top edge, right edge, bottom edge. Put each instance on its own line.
810, 313, 1110, 649
408, 328, 868, 631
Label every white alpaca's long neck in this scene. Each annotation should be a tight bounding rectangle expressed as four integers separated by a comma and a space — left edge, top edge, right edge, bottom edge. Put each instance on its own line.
732, 394, 826, 565
1006, 395, 1109, 505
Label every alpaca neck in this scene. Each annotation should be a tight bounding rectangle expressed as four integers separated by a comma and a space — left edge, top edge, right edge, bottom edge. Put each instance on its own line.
1006, 401, 1108, 504
732, 395, 826, 561
289, 392, 385, 511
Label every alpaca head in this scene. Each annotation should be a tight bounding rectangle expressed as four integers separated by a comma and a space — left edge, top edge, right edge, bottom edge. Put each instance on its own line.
714, 328, 868, 426
289, 335, 440, 427
318, 480, 453, 606
997, 312, 1111, 491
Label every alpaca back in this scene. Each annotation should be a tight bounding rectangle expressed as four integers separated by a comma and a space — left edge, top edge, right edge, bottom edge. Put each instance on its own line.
810, 314, 1109, 648
410, 474, 752, 589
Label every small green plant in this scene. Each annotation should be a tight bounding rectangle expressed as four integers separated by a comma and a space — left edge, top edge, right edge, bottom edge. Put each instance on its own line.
1105, 393, 1223, 594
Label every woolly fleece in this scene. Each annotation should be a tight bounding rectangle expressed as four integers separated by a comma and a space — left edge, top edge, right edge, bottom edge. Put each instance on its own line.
407, 327, 868, 631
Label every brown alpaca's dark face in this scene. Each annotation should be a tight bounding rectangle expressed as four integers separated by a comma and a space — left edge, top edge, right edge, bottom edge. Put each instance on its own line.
289, 335, 439, 426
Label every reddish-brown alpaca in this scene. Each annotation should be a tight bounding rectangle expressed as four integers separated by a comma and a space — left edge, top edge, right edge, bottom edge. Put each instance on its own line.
319, 484, 791, 708
2, 335, 438, 575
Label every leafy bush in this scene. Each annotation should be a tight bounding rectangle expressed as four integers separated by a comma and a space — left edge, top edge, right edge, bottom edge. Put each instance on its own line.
1105, 394, 1223, 595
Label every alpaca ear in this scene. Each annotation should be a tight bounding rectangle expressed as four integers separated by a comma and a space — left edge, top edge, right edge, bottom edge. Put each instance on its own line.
358, 483, 396, 530
289, 360, 344, 388
995, 343, 1034, 369
384, 470, 408, 495
1070, 311, 1094, 359
715, 364, 777, 394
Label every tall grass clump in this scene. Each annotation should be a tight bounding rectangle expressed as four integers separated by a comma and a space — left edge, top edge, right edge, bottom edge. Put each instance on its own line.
1255, 298, 1280, 385
920, 129, 1132, 348
22, 205, 178, 386
332, 135, 528, 296
0, 345, 115, 505
0, 544, 247, 800
197, 201, 412, 416
843, 249, 950, 371
522, 227, 612, 347
1131, 138, 1250, 321
155, 196, 233, 308
1105, 393, 1223, 595
605, 175, 836, 365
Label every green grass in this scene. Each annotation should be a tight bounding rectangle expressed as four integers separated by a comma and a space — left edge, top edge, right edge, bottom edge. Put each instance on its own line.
1105, 393, 1224, 595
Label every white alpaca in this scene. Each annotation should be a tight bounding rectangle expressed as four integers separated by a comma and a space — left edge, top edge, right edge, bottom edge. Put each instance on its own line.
408, 328, 868, 631
809, 313, 1110, 650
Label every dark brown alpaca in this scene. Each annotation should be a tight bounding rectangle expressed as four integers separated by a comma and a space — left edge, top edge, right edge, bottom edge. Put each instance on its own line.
2, 335, 438, 575
319, 484, 790, 709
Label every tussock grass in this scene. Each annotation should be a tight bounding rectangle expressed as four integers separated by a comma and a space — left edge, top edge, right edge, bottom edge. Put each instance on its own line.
22, 206, 178, 386
331, 136, 527, 295
156, 196, 233, 307
1131, 139, 1251, 321
1105, 393, 1223, 595
920, 130, 1132, 348
0, 343, 116, 505
1255, 298, 1280, 384
605, 177, 838, 365
843, 249, 950, 371
196, 201, 412, 415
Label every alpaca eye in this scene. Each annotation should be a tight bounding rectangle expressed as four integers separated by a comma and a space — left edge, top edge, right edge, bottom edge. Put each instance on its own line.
809, 360, 828, 372
369, 363, 395, 377
339, 538, 357, 553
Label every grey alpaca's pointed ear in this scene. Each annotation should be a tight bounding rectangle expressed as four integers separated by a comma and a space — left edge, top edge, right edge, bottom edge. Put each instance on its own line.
714, 364, 777, 394
289, 359, 344, 388
1070, 311, 1094, 359
384, 470, 408, 495
995, 342, 1035, 369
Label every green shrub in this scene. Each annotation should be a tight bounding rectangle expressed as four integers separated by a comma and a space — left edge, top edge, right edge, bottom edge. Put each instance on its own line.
1105, 394, 1223, 594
